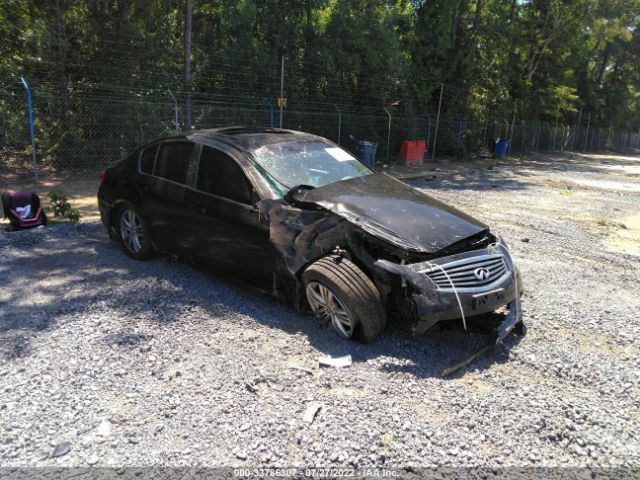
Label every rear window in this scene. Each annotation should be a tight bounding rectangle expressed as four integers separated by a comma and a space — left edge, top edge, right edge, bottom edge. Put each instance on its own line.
139, 145, 158, 174
155, 142, 196, 184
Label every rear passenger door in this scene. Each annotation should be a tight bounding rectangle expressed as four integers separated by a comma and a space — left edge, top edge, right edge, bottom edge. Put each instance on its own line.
138, 140, 198, 254
187, 144, 274, 285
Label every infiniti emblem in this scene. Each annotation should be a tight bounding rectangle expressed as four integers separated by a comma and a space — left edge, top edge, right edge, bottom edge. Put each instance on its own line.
474, 267, 490, 281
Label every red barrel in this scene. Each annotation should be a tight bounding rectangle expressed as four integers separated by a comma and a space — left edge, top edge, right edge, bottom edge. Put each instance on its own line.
398, 140, 426, 165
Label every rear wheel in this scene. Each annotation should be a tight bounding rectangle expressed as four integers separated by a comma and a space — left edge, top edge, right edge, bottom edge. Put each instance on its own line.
117, 204, 153, 260
303, 255, 386, 342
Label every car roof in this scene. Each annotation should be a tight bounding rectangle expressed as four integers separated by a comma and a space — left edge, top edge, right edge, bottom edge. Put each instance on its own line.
186, 126, 328, 151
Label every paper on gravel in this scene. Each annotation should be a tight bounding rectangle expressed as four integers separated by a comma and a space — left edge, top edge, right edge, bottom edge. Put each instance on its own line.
318, 354, 352, 368
302, 402, 323, 424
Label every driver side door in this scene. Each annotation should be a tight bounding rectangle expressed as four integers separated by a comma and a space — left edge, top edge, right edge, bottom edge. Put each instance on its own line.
186, 144, 275, 287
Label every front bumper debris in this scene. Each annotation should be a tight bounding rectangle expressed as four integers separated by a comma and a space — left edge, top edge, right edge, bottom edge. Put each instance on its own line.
441, 298, 524, 377
375, 244, 522, 334
374, 244, 525, 376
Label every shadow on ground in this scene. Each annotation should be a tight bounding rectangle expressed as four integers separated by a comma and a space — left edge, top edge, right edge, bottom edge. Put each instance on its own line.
0, 226, 525, 379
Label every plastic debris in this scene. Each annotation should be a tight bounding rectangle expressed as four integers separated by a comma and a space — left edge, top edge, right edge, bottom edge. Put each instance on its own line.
318, 355, 352, 368
51, 441, 71, 458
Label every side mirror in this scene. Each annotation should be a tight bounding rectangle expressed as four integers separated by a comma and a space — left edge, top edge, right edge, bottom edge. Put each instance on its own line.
283, 185, 316, 205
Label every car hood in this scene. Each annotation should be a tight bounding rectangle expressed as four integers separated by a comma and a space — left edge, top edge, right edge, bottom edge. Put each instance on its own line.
300, 172, 489, 253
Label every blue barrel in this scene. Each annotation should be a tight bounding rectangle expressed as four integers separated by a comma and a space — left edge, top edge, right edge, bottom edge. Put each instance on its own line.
355, 140, 378, 167
494, 139, 509, 158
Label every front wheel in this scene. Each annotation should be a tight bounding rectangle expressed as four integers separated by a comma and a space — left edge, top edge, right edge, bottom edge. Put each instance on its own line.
117, 204, 153, 260
303, 255, 386, 342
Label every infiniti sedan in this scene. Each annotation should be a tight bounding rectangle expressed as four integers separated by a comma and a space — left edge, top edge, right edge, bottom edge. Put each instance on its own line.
98, 127, 524, 342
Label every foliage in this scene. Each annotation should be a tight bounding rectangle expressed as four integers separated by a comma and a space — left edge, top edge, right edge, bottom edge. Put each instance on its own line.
47, 188, 80, 223
0, 0, 639, 160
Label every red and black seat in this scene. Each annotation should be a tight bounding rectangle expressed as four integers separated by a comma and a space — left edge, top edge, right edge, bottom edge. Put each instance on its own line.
1, 191, 47, 230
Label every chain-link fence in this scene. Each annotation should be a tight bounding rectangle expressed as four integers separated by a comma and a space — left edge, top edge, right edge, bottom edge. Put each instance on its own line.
2, 80, 640, 180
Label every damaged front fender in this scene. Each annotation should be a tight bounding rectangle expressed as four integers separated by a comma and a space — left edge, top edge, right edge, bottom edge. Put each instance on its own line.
258, 198, 350, 276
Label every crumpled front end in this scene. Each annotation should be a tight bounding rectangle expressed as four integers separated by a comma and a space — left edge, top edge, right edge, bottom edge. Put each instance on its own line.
375, 243, 523, 335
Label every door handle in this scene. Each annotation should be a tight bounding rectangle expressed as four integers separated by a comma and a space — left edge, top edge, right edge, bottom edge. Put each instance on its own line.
194, 204, 207, 215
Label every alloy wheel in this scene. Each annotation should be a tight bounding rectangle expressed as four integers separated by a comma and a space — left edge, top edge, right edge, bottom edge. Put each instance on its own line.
305, 281, 355, 339
120, 210, 144, 254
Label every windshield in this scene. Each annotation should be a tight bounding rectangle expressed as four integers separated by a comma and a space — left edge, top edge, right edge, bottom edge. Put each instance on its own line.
251, 140, 373, 193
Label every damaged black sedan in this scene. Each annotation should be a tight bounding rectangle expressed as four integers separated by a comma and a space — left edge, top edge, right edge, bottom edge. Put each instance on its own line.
98, 127, 523, 342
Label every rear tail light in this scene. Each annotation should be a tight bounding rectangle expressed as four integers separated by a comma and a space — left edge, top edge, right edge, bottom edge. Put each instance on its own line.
99, 171, 106, 182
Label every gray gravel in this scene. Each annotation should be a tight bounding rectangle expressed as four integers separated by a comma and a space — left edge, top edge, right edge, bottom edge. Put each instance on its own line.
0, 153, 639, 470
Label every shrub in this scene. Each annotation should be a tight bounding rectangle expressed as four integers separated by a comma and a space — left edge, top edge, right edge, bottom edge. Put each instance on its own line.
47, 188, 81, 223
453, 141, 468, 160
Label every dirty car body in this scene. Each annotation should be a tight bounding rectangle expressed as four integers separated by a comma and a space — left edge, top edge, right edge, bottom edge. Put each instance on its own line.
98, 127, 523, 342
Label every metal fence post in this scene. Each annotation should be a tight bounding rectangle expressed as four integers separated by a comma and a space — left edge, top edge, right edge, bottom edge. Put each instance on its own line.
482, 118, 488, 149
425, 113, 432, 156
607, 124, 612, 148
383, 106, 392, 163
510, 100, 518, 154
624, 121, 629, 148
583, 112, 591, 151
572, 110, 581, 151
167, 89, 180, 133
333, 104, 342, 145
263, 98, 274, 127
19, 76, 38, 186
432, 84, 443, 160
536, 121, 541, 153
552, 107, 559, 152
279, 56, 285, 128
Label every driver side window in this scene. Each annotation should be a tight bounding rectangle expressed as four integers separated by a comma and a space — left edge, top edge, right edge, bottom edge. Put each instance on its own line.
197, 146, 253, 204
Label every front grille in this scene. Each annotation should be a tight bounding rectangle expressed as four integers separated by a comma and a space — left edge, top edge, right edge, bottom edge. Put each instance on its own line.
421, 254, 508, 290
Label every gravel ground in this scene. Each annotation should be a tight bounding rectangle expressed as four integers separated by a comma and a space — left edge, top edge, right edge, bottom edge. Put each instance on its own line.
0, 152, 639, 471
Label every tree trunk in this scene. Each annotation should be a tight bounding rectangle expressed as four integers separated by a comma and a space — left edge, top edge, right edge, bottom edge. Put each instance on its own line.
184, 0, 192, 132
506, 0, 517, 57
53, 0, 67, 74
596, 43, 610, 86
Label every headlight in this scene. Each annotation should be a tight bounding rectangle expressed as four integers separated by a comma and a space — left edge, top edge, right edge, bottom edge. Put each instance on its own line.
493, 233, 509, 249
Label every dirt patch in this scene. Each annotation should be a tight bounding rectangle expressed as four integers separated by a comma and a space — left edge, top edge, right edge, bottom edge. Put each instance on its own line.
568, 177, 640, 193
603, 214, 640, 255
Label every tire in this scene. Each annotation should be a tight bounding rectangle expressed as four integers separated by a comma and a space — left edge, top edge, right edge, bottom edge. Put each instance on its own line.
302, 255, 386, 342
116, 203, 154, 260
